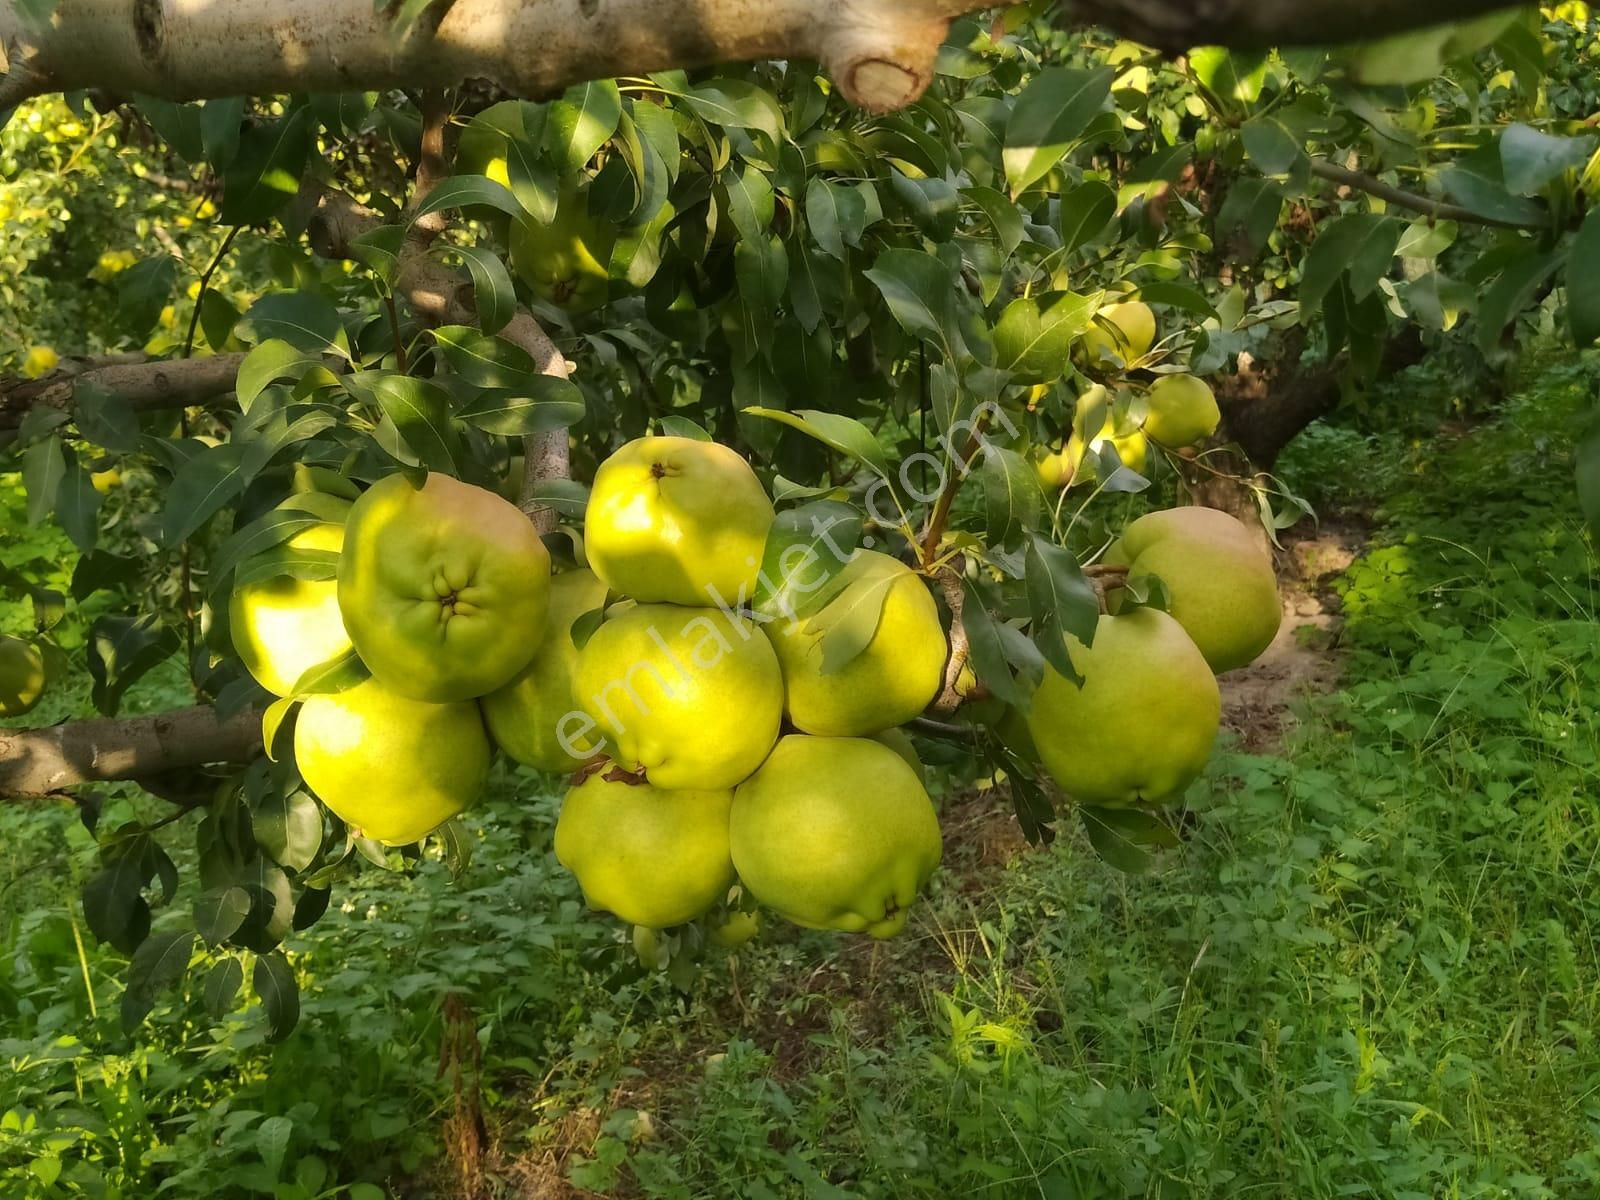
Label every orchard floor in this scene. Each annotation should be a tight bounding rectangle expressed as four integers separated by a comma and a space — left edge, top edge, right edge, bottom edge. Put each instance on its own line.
5, 355, 1600, 1199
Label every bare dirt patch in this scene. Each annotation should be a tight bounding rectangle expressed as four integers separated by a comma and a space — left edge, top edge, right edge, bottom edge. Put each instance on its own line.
1219, 517, 1366, 752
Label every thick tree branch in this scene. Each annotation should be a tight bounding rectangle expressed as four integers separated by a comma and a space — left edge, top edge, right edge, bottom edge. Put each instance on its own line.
0, 705, 264, 799
0, 0, 1520, 110
1309, 159, 1547, 232
0, 353, 245, 436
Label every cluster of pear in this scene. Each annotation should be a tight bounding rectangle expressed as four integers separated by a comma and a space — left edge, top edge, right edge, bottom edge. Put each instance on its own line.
229, 438, 950, 940
0, 634, 46, 717
1036, 300, 1223, 490
1011, 507, 1283, 811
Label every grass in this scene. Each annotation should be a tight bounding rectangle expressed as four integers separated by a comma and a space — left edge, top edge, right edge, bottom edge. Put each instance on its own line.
4, 356, 1600, 1198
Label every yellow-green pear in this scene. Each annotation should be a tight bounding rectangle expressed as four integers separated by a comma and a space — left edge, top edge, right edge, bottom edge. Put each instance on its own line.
555, 775, 735, 928
573, 604, 782, 790
509, 181, 615, 314
229, 500, 354, 698
295, 678, 492, 844
1055, 384, 1150, 487
1143, 374, 1221, 447
1026, 608, 1220, 807
338, 473, 551, 702
1107, 507, 1281, 672
585, 436, 775, 608
0, 636, 46, 716
730, 736, 943, 938
765, 551, 945, 737
1082, 300, 1156, 366
481, 569, 609, 772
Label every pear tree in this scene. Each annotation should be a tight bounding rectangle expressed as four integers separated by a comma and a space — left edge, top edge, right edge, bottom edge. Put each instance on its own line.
3, 0, 1600, 1036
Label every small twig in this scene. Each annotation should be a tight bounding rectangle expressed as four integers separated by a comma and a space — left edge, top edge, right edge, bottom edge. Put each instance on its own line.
182, 225, 241, 360
919, 412, 991, 569
930, 565, 974, 716
384, 293, 409, 371
1308, 158, 1546, 232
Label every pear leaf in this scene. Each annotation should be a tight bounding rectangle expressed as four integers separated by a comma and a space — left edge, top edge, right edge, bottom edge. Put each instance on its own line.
816, 570, 896, 675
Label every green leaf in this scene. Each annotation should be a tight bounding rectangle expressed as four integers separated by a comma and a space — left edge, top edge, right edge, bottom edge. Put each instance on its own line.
1440, 146, 1546, 227
1576, 411, 1600, 537
346, 374, 460, 472
817, 570, 896, 675
963, 186, 1025, 256
87, 614, 179, 715
195, 887, 253, 948
82, 857, 150, 953
722, 163, 775, 245
1025, 535, 1098, 684
1239, 116, 1306, 178
204, 958, 244, 1018
1189, 47, 1269, 107
162, 442, 251, 545
209, 506, 331, 592
120, 929, 195, 1032
431, 325, 537, 385
993, 291, 1097, 385
546, 79, 622, 174
435, 818, 474, 881
1080, 806, 1177, 874
233, 546, 340, 588
978, 447, 1040, 546
1476, 248, 1563, 356
200, 96, 245, 170
238, 292, 349, 357
253, 789, 323, 873
22, 434, 65, 525
1500, 123, 1596, 197
117, 254, 177, 336
1214, 177, 1283, 259
676, 79, 784, 142
522, 478, 589, 519
349, 225, 406, 283
658, 416, 711, 441
456, 379, 587, 435
863, 248, 966, 362
74, 380, 142, 452
961, 579, 1028, 710
1299, 214, 1402, 315
1569, 210, 1600, 347
56, 452, 102, 552
237, 339, 323, 410
199, 290, 243, 351
290, 648, 369, 697
1056, 180, 1117, 254
1004, 66, 1115, 197
450, 245, 516, 336
753, 501, 862, 618
410, 175, 521, 223
742, 408, 891, 482
1137, 281, 1217, 319
221, 108, 312, 226
256, 1116, 294, 1181
253, 950, 300, 1041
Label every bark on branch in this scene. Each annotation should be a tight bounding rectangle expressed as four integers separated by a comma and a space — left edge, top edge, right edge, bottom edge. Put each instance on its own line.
1310, 159, 1546, 232
0, 705, 264, 799
0, 353, 245, 436
0, 0, 1523, 111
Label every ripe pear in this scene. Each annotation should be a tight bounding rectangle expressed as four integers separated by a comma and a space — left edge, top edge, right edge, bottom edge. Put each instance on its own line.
481, 569, 609, 772
1025, 608, 1220, 807
509, 181, 615, 314
1106, 507, 1281, 672
585, 436, 775, 608
573, 604, 782, 790
0, 636, 46, 716
1082, 301, 1156, 367
730, 736, 943, 938
229, 500, 354, 697
295, 678, 492, 844
765, 550, 945, 737
1143, 374, 1221, 447
555, 774, 735, 928
1045, 384, 1150, 489
338, 473, 551, 702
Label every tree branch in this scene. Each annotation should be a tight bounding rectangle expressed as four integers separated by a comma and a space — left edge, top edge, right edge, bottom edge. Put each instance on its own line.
0, 705, 264, 799
0, 353, 245, 436
1309, 158, 1547, 232
0, 0, 1520, 110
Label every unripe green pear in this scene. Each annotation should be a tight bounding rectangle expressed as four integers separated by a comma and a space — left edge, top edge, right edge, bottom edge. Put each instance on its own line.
338, 473, 551, 702
229, 501, 354, 698
295, 678, 492, 844
585, 437, 775, 608
555, 774, 735, 929
765, 551, 946, 737
731, 736, 943, 938
0, 635, 46, 716
573, 604, 782, 790
1106, 507, 1281, 672
509, 181, 615, 314
1026, 608, 1220, 807
1143, 374, 1221, 447
1082, 301, 1156, 367
481, 569, 609, 772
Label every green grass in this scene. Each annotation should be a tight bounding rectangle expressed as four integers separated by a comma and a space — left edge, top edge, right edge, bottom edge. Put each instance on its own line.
5, 358, 1600, 1198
